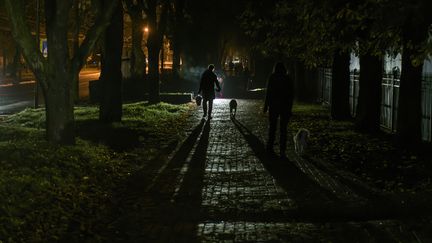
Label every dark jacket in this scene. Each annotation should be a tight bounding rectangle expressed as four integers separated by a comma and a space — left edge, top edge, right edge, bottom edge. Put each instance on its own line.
199, 69, 221, 99
264, 72, 294, 115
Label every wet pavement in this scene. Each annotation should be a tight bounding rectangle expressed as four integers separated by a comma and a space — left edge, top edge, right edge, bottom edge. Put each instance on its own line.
110, 99, 432, 242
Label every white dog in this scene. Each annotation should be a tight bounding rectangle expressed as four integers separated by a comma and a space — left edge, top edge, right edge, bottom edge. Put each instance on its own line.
229, 99, 237, 118
293, 128, 310, 155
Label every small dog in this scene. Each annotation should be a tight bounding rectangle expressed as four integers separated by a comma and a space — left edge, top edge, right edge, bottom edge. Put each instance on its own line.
229, 99, 237, 117
293, 128, 310, 155
195, 94, 202, 106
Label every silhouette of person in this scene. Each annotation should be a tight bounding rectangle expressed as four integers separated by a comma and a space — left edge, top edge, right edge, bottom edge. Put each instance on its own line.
228, 60, 235, 76
243, 66, 251, 90
263, 62, 294, 158
198, 64, 221, 119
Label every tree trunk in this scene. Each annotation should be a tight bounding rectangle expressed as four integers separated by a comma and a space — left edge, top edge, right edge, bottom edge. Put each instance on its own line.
73, 0, 80, 102
331, 50, 351, 120
397, 47, 423, 145
45, 74, 75, 144
99, 2, 123, 122
172, 38, 181, 77
2, 48, 6, 76
131, 16, 146, 80
5, 0, 119, 144
160, 41, 164, 75
355, 54, 382, 133
45, 6, 75, 143
11, 46, 20, 82
146, 0, 168, 104
44, 1, 75, 144
294, 60, 306, 102
172, 0, 185, 78
396, 18, 429, 146
147, 42, 161, 103
305, 67, 319, 102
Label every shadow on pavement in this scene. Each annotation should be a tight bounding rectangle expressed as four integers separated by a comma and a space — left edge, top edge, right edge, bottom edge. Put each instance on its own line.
231, 117, 432, 222
172, 119, 211, 240
231, 118, 343, 212
106, 118, 210, 242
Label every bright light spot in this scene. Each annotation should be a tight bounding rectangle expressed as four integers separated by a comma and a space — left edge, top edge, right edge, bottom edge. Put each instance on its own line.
144, 27, 149, 33
213, 98, 225, 104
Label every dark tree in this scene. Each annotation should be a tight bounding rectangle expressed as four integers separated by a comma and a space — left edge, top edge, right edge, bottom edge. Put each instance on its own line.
395, 0, 432, 146
185, 0, 249, 68
331, 50, 351, 119
4, 0, 119, 144
99, 1, 124, 122
124, 0, 147, 81
10, 46, 21, 83
145, 0, 169, 103
240, 0, 353, 117
349, 1, 392, 132
171, 0, 186, 78
355, 53, 382, 132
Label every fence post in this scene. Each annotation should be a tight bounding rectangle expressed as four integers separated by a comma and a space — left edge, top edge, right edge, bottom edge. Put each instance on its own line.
391, 72, 396, 132
353, 70, 357, 116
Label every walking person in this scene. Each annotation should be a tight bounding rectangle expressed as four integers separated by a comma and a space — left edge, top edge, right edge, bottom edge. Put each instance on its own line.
243, 66, 251, 91
198, 64, 221, 119
263, 62, 294, 158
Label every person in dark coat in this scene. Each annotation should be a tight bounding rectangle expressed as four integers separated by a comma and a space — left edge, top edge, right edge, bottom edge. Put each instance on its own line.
263, 62, 294, 158
198, 64, 221, 119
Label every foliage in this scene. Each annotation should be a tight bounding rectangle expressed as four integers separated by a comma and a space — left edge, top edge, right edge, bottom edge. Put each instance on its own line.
4, 0, 120, 144
0, 102, 192, 242
183, 0, 251, 67
240, 0, 431, 67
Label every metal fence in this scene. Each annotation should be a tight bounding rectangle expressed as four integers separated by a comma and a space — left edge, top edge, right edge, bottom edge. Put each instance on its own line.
380, 73, 400, 132
349, 70, 359, 117
319, 61, 432, 142
318, 68, 332, 105
422, 74, 432, 141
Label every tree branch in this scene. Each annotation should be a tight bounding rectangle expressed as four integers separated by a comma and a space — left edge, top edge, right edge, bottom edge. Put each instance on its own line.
4, 0, 48, 85
157, 0, 169, 44
71, 0, 120, 74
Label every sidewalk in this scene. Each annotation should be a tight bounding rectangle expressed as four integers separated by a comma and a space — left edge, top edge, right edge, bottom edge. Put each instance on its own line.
0, 67, 100, 85
107, 99, 432, 242
0, 71, 34, 85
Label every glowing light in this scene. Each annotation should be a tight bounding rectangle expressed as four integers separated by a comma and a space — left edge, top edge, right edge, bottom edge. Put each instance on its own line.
144, 27, 149, 33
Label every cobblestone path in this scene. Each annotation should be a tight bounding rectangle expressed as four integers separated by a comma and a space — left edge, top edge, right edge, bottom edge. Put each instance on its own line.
110, 99, 431, 242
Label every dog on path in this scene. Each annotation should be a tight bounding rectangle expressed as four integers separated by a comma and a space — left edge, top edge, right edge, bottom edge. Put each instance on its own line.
293, 128, 310, 155
229, 99, 237, 118
195, 94, 202, 106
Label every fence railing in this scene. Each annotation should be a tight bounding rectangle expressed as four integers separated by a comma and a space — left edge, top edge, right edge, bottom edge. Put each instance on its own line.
422, 74, 432, 141
380, 73, 400, 133
319, 68, 332, 105
319, 68, 431, 142
349, 71, 359, 117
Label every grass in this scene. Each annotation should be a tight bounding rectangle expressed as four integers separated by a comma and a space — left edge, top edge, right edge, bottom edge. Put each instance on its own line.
289, 103, 432, 194
1, 101, 431, 241
0, 101, 193, 242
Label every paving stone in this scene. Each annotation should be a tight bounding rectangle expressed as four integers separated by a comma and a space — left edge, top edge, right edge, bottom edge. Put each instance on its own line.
110, 99, 432, 242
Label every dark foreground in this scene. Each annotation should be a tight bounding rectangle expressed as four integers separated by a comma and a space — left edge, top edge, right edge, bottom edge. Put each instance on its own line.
1, 99, 431, 242
105, 99, 432, 242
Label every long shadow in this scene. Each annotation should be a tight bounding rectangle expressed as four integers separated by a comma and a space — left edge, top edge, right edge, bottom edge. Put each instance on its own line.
232, 117, 340, 199
231, 118, 432, 221
174, 118, 210, 204
231, 118, 373, 221
170, 119, 212, 241
106, 119, 207, 242
75, 119, 142, 151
